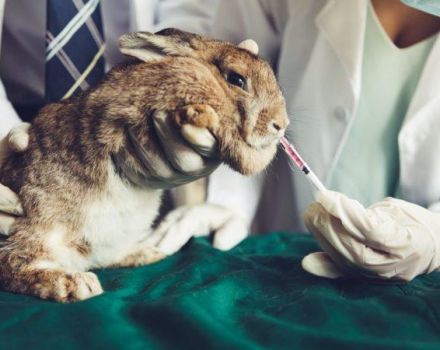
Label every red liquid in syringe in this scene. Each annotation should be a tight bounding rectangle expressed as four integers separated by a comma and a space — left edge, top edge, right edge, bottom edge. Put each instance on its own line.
279, 136, 326, 192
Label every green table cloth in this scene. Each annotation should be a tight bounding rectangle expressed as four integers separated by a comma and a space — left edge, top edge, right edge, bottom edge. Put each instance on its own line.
1, 233, 440, 350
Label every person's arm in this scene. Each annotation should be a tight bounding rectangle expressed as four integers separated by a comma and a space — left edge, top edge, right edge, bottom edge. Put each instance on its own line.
147, 1, 290, 239
0, 0, 21, 139
154, 0, 219, 35
208, 0, 287, 65
0, 80, 22, 140
204, 0, 290, 227
155, 0, 290, 228
0, 0, 26, 235
158, 0, 281, 227
428, 201, 440, 213
0, 123, 28, 236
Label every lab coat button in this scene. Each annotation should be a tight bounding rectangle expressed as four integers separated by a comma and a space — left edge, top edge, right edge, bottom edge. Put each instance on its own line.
334, 107, 350, 122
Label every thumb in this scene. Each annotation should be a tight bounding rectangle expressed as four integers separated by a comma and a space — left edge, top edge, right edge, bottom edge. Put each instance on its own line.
0, 183, 23, 216
181, 124, 218, 158
8, 122, 30, 152
301, 252, 346, 279
0, 212, 16, 236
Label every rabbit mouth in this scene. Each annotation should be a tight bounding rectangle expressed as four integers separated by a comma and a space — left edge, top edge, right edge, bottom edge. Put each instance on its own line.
245, 133, 283, 150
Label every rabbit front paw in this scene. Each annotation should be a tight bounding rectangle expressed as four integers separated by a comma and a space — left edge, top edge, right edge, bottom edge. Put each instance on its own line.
176, 104, 220, 131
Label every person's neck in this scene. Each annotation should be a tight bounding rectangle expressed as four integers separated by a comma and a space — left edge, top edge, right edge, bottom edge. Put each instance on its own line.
372, 0, 440, 48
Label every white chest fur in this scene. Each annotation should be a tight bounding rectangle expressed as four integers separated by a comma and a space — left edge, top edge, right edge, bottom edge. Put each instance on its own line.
81, 162, 162, 269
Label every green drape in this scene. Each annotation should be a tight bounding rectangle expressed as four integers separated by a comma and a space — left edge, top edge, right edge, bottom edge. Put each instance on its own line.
1, 233, 439, 349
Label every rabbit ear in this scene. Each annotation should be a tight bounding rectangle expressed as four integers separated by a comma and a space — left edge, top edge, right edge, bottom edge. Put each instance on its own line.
119, 31, 196, 62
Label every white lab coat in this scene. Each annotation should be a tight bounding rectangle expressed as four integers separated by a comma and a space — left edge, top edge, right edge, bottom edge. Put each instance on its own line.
1, 0, 439, 233
201, 0, 440, 232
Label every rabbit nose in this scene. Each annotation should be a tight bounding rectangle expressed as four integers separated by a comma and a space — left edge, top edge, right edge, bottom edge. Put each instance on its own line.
270, 121, 286, 135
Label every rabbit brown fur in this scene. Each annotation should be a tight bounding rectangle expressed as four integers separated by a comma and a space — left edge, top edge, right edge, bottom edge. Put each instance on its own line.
0, 29, 288, 302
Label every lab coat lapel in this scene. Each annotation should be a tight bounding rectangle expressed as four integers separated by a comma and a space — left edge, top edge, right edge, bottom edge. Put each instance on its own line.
399, 36, 440, 205
280, 0, 369, 227
313, 0, 368, 183
401, 36, 440, 130
315, 0, 368, 105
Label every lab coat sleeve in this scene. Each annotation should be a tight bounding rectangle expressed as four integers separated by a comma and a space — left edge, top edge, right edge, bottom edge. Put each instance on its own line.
208, 0, 285, 65
429, 202, 440, 214
205, 0, 288, 226
0, 0, 22, 139
153, 0, 289, 64
206, 165, 265, 226
153, 0, 219, 35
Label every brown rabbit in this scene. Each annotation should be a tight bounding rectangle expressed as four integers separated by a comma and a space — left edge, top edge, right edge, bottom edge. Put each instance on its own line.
0, 29, 288, 302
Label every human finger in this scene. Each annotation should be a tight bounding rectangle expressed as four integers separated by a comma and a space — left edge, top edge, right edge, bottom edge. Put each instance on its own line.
153, 111, 214, 174
0, 183, 23, 216
0, 212, 16, 236
8, 122, 31, 152
301, 252, 346, 279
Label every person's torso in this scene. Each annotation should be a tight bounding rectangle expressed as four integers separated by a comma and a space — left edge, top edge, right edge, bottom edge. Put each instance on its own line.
328, 2, 437, 207
250, 0, 440, 232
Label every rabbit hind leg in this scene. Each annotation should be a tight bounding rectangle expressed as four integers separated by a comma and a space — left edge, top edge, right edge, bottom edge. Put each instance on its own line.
0, 266, 103, 302
109, 245, 166, 268
0, 227, 103, 302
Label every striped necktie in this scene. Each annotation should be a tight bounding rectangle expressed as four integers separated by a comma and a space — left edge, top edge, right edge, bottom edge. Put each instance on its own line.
45, 0, 106, 103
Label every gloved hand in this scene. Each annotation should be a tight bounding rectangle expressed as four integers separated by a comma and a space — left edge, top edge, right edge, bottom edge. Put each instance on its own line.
0, 111, 219, 236
302, 190, 440, 282
0, 123, 29, 235
113, 110, 219, 189
112, 37, 261, 189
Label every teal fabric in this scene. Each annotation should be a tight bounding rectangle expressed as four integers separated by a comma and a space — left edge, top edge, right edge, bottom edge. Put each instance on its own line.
1, 232, 440, 349
328, 3, 436, 207
401, 0, 440, 16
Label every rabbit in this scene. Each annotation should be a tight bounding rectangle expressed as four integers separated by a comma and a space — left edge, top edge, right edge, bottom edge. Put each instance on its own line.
0, 28, 289, 302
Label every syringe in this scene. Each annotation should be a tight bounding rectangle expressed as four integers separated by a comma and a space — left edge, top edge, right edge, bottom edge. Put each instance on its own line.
280, 136, 326, 193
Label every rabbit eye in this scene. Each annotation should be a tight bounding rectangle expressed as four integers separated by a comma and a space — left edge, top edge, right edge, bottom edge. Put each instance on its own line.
225, 71, 246, 90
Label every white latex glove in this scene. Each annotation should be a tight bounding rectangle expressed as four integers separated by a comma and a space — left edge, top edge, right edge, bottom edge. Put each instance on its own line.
302, 190, 440, 282
113, 110, 220, 189
0, 123, 29, 235
146, 203, 249, 255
